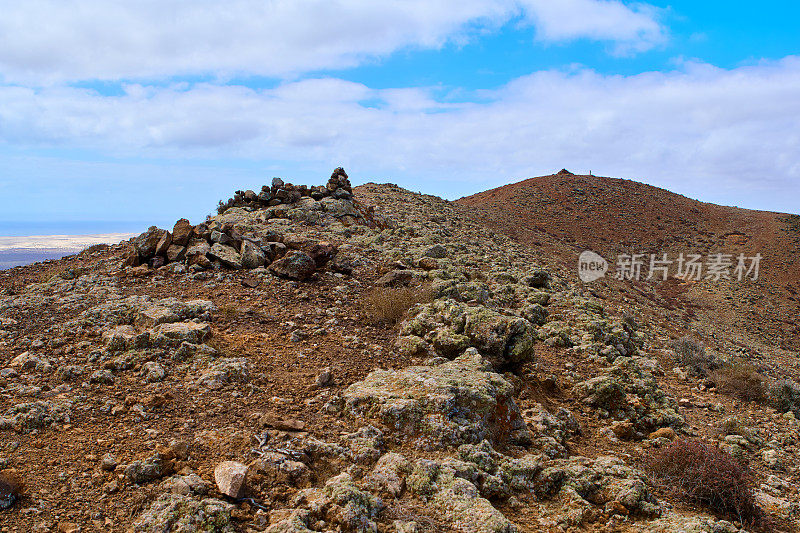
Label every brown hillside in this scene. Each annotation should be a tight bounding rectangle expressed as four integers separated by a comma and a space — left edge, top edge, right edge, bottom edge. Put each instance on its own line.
457, 170, 800, 360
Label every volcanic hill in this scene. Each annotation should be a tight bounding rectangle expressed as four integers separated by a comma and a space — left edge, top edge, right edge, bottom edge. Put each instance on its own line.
0, 168, 798, 532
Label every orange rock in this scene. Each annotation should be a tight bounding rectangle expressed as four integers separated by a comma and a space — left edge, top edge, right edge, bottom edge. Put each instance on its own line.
648, 427, 677, 440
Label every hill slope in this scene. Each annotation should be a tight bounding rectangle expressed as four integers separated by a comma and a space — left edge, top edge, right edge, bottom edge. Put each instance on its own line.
457, 170, 800, 361
0, 171, 798, 532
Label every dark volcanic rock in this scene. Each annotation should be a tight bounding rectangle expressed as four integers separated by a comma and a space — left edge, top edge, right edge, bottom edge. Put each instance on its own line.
133, 227, 168, 259
269, 251, 316, 281
306, 242, 338, 267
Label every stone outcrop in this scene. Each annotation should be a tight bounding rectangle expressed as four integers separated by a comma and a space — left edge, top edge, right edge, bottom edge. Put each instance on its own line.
340, 349, 532, 448
118, 168, 390, 276
399, 299, 536, 368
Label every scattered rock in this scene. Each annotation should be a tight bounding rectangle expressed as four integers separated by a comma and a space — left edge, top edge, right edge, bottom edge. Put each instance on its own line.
130, 494, 233, 532
100, 454, 117, 472
214, 461, 248, 498
0, 470, 22, 510
316, 367, 333, 387
269, 251, 317, 281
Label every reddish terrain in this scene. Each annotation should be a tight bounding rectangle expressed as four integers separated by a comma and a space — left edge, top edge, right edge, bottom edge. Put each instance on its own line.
457, 171, 800, 371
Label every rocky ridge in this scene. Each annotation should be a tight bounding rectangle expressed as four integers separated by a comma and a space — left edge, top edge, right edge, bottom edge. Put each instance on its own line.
0, 170, 798, 532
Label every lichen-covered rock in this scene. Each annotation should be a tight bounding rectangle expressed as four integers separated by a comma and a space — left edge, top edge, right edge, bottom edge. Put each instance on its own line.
341, 425, 385, 465
574, 357, 684, 435
521, 304, 548, 326
0, 400, 72, 432
770, 379, 800, 417
130, 493, 234, 532
367, 453, 411, 497
268, 473, 384, 533
406, 454, 518, 533
394, 335, 430, 357
452, 440, 545, 499
102, 325, 138, 350
523, 404, 580, 458
142, 361, 167, 382
534, 455, 662, 524
79, 296, 213, 329
400, 299, 536, 368
342, 349, 531, 448
152, 321, 211, 347
632, 514, 746, 533
196, 358, 249, 389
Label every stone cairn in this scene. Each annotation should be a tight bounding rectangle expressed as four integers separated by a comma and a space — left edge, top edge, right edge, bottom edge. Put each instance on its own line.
216, 167, 353, 213
121, 168, 370, 280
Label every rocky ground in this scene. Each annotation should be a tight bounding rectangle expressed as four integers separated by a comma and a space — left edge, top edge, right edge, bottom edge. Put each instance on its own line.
0, 170, 798, 532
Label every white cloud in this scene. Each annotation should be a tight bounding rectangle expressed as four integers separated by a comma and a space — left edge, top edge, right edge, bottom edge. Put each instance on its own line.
5, 57, 800, 213
0, 0, 663, 84
519, 0, 665, 54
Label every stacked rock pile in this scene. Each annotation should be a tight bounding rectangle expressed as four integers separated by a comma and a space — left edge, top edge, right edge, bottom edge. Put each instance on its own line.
119, 168, 373, 279
216, 167, 354, 213
122, 220, 341, 280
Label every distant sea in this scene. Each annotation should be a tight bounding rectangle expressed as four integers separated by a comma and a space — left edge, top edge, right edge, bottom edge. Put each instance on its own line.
0, 249, 77, 270
0, 221, 149, 270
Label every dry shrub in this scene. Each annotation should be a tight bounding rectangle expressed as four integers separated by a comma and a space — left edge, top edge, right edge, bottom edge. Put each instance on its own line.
769, 378, 800, 416
362, 285, 434, 324
711, 361, 768, 402
717, 416, 750, 438
671, 336, 716, 376
218, 304, 239, 321
648, 439, 758, 525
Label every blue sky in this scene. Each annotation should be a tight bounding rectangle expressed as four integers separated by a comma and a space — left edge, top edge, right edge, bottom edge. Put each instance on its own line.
0, 0, 799, 234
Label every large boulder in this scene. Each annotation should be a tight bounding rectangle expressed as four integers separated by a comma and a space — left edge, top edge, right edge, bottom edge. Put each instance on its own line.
155, 231, 172, 257
240, 240, 266, 269
133, 226, 168, 259
573, 357, 684, 436
172, 218, 194, 246
341, 349, 531, 449
208, 243, 242, 269
269, 251, 316, 281
400, 299, 536, 368
185, 239, 211, 258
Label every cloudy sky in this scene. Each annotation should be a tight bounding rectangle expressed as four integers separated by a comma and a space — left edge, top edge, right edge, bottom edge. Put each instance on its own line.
1, 0, 799, 233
